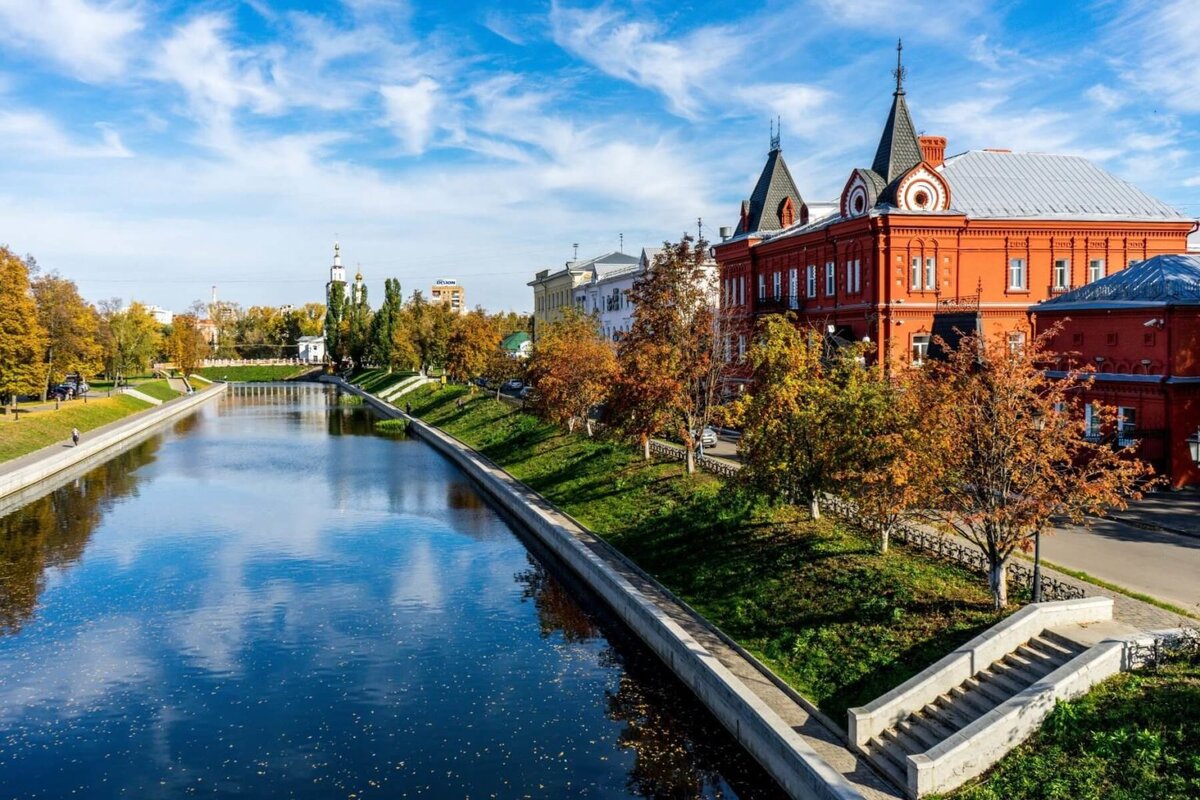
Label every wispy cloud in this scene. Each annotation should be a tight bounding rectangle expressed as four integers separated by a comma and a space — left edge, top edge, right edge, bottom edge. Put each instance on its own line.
0, 110, 131, 158
1111, 0, 1200, 113
381, 78, 441, 154
0, 0, 143, 80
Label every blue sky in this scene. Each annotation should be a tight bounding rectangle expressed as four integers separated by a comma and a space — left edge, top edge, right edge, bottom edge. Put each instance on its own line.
1, 0, 1197, 313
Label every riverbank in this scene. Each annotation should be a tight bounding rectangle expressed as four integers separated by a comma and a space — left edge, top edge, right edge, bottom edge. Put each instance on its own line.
0, 394, 153, 462
402, 384, 1008, 721
0, 383, 226, 502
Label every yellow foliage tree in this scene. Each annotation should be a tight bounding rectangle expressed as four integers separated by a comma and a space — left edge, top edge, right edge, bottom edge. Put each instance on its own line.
0, 248, 48, 407
32, 272, 102, 398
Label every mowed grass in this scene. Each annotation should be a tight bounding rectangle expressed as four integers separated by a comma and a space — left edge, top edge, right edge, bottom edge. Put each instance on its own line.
406, 384, 1008, 719
940, 656, 1200, 800
0, 394, 152, 462
195, 365, 312, 382
350, 368, 419, 395
131, 380, 180, 403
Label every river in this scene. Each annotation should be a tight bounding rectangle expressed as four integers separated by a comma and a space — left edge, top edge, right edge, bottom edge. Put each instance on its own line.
0, 384, 783, 798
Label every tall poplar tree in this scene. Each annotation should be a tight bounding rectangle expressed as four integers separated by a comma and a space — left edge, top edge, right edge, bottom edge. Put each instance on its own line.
325, 281, 346, 367
369, 278, 403, 369
0, 247, 47, 407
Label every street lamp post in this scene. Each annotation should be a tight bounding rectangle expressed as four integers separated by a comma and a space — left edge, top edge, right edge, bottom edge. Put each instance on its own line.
1032, 526, 1044, 604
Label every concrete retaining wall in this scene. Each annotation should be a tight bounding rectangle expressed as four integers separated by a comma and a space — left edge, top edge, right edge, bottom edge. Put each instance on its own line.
0, 384, 227, 503
848, 597, 1113, 747
909, 638, 1125, 797
326, 378, 863, 800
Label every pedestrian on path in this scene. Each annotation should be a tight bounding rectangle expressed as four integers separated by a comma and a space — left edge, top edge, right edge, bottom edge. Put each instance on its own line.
71, 428, 80, 447
405, 402, 412, 415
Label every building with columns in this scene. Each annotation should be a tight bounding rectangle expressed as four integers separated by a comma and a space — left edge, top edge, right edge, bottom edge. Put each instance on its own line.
713, 44, 1196, 385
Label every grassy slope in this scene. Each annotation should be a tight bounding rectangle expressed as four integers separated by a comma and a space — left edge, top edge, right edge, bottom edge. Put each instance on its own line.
350, 368, 419, 395
941, 657, 1200, 800
406, 384, 1009, 719
132, 380, 180, 403
0, 395, 152, 462
195, 365, 311, 382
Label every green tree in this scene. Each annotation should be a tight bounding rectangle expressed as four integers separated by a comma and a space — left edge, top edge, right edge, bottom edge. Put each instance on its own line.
325, 281, 346, 367
31, 272, 102, 399
403, 290, 454, 374
369, 278, 403, 369
344, 279, 373, 368
0, 247, 48, 407
97, 301, 163, 383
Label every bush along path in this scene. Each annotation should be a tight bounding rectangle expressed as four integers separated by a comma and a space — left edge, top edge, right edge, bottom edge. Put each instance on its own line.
404, 384, 1011, 721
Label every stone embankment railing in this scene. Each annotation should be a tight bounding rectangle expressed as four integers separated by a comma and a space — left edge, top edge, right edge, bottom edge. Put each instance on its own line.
648, 439, 1084, 603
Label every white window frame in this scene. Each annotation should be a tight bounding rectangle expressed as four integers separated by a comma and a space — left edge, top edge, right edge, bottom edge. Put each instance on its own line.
1117, 406, 1137, 447
758, 274, 765, 300
1089, 258, 1105, 283
737, 334, 746, 362
853, 259, 862, 293
911, 334, 930, 364
1085, 403, 1101, 440
1053, 258, 1070, 290
910, 256, 921, 290
924, 257, 936, 290
825, 261, 835, 296
1008, 330, 1026, 354
788, 268, 798, 309
1009, 258, 1027, 290
806, 265, 816, 298
772, 271, 782, 299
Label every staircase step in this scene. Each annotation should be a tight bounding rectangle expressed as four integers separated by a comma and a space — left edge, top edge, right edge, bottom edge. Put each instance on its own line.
897, 717, 944, 751
1002, 651, 1049, 681
865, 738, 908, 789
1038, 629, 1088, 656
990, 659, 1038, 688
922, 698, 975, 732
949, 683, 999, 717
882, 725, 926, 756
964, 675, 1010, 705
911, 707, 958, 742
978, 666, 1026, 695
1015, 641, 1068, 670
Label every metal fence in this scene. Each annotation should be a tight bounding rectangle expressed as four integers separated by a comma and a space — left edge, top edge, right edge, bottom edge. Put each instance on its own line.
1125, 628, 1200, 671
648, 440, 740, 478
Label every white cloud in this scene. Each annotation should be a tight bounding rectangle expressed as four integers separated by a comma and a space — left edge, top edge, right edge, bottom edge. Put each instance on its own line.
733, 83, 833, 141
0, 0, 142, 80
0, 110, 131, 158
924, 96, 1117, 161
1085, 83, 1127, 111
1111, 0, 1200, 113
153, 14, 283, 128
549, 2, 748, 119
381, 77, 441, 154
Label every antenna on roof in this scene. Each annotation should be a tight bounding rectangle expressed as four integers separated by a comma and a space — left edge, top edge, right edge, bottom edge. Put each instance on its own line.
769, 117, 780, 152
893, 38, 907, 95
698, 217, 704, 241
619, 233, 624, 253
573, 243, 579, 261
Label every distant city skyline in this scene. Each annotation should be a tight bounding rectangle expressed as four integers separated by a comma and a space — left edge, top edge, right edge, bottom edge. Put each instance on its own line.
1, 0, 1196, 313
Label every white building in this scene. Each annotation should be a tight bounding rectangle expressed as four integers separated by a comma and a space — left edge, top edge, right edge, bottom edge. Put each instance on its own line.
298, 336, 325, 363
145, 305, 174, 325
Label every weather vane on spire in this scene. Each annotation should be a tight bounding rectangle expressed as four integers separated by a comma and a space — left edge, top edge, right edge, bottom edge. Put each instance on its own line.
769, 116, 781, 152
893, 38, 907, 95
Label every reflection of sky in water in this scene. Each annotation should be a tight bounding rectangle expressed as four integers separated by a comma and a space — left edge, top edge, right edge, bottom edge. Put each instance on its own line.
0, 386, 782, 798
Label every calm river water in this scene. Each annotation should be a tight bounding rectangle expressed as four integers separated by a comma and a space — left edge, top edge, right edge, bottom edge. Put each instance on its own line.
0, 385, 783, 798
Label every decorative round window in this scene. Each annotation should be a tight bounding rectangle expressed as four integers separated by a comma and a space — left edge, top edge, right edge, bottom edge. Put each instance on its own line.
914, 190, 929, 208
853, 195, 865, 214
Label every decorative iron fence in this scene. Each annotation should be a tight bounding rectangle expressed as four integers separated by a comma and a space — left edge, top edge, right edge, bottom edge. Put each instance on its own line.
648, 440, 740, 478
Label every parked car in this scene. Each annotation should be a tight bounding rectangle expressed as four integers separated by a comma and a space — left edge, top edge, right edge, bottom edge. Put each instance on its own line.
698, 426, 718, 447
505, 379, 524, 390
519, 386, 535, 400
49, 385, 73, 401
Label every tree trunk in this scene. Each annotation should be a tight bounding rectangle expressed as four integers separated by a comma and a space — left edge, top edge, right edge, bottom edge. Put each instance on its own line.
495, 386, 501, 401
880, 522, 890, 554
685, 447, 696, 475
989, 560, 1009, 610
585, 418, 594, 437
809, 496, 821, 520
567, 417, 576, 433
641, 434, 650, 460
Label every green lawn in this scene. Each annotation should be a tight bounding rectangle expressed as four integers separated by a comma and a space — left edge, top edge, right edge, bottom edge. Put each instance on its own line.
349, 368, 419, 395
405, 384, 1010, 719
0, 394, 152, 462
940, 656, 1200, 800
195, 365, 313, 382
131, 380, 180, 403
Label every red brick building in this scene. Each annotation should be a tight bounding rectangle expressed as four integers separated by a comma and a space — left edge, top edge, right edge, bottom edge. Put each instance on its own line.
714, 47, 1196, 384
1032, 254, 1200, 487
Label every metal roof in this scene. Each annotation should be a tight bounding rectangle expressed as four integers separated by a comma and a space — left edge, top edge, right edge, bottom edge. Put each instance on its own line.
871, 91, 923, 187
939, 150, 1189, 221
1037, 253, 1200, 309
734, 147, 804, 236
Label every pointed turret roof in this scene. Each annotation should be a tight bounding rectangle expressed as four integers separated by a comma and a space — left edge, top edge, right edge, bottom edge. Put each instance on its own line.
871, 40, 923, 187
734, 140, 804, 236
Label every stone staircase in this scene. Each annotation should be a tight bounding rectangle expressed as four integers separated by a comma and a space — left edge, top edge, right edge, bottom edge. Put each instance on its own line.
862, 630, 1087, 791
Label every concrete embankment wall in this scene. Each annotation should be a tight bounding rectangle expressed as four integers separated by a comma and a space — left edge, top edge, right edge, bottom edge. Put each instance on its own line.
326, 377, 862, 800
0, 384, 227, 503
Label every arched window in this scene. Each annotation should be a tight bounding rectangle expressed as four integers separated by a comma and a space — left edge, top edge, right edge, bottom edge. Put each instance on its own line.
780, 197, 796, 228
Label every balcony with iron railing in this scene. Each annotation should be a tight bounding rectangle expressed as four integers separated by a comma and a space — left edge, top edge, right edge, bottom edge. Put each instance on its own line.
1048, 284, 1072, 297
755, 293, 803, 314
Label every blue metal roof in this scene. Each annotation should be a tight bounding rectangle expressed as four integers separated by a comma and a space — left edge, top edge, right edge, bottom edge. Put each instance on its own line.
1036, 253, 1200, 309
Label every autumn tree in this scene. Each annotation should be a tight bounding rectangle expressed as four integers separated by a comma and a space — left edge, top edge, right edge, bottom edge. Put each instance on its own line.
236, 306, 286, 359
735, 316, 844, 518
445, 310, 498, 384
526, 309, 616, 436
483, 347, 523, 401
917, 327, 1155, 609
403, 290, 454, 374
31, 272, 102, 399
831, 356, 941, 552
0, 247, 48, 407
166, 313, 209, 376
97, 301, 163, 383
208, 300, 243, 358
613, 236, 725, 472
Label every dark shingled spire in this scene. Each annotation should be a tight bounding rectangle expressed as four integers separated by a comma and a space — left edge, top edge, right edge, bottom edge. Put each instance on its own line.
734, 126, 804, 236
871, 40, 923, 187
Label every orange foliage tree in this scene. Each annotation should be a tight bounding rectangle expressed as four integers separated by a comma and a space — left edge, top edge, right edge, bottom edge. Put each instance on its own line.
917, 326, 1156, 609
445, 310, 499, 384
526, 309, 615, 436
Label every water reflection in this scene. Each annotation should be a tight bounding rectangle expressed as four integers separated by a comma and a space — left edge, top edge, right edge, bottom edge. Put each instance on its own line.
0, 438, 159, 634
0, 386, 783, 798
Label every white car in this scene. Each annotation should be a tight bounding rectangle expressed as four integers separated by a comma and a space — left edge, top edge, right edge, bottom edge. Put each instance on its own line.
506, 379, 524, 390
697, 427, 718, 447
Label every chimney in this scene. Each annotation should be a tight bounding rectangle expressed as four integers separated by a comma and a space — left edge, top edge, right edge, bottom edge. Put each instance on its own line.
919, 135, 946, 168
